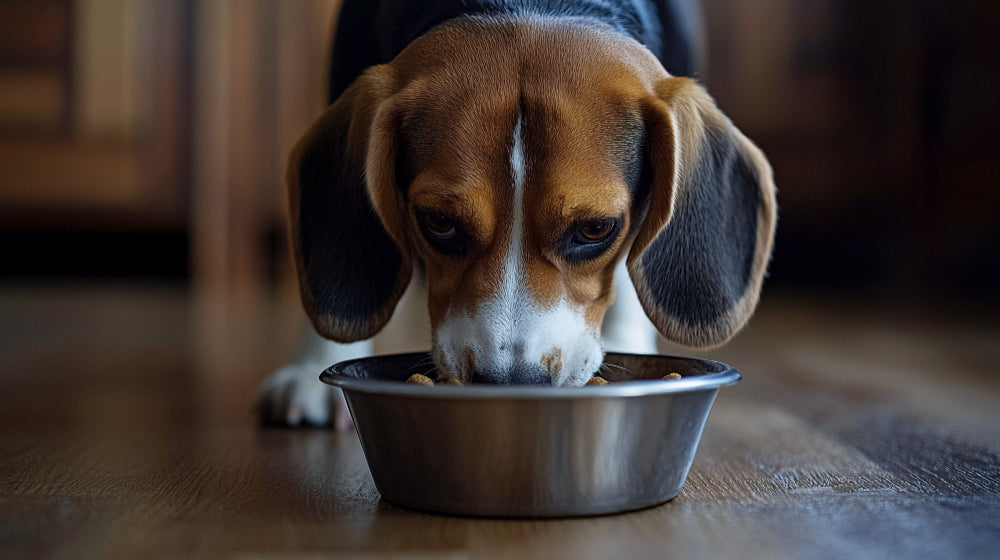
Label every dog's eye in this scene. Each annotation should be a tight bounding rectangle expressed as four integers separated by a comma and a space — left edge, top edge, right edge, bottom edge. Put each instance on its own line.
416, 210, 467, 256
564, 217, 622, 262
574, 219, 617, 244
420, 212, 457, 240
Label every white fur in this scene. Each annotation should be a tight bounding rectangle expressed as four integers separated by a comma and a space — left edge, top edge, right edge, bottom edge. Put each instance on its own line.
259, 274, 430, 428
432, 114, 603, 385
434, 296, 604, 385
260, 118, 659, 426
602, 258, 661, 354
261, 260, 655, 428
258, 328, 370, 428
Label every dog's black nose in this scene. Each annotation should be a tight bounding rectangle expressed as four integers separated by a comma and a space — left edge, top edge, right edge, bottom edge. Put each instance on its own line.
471, 363, 551, 385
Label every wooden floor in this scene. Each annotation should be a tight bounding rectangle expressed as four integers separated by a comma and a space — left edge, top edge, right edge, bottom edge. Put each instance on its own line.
1, 284, 998, 559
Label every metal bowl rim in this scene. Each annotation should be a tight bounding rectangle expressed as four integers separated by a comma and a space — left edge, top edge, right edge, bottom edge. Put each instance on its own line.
320, 351, 741, 400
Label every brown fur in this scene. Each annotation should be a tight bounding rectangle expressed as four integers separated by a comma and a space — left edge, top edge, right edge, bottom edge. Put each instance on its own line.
287, 66, 413, 341
289, 17, 776, 350
379, 21, 667, 333
627, 78, 777, 347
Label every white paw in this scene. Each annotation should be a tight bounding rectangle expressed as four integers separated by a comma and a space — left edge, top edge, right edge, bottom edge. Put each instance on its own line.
257, 362, 353, 430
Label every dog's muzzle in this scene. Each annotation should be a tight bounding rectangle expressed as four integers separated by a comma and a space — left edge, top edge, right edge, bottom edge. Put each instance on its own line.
471, 363, 553, 385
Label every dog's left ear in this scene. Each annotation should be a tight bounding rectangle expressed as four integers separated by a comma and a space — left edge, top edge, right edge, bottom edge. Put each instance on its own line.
629, 77, 777, 348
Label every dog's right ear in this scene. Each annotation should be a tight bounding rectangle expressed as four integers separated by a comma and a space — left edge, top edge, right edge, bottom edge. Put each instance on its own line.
287, 65, 411, 342
628, 77, 777, 348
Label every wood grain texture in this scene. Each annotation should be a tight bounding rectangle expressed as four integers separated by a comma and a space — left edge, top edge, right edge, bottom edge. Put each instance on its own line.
1, 286, 998, 559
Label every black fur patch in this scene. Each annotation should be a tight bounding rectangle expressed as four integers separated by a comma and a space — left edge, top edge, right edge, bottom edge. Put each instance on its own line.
327, 0, 698, 102
618, 115, 653, 229
297, 129, 403, 327
640, 125, 759, 326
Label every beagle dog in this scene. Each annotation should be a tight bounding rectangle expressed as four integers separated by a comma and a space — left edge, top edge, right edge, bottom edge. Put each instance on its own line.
259, 0, 776, 428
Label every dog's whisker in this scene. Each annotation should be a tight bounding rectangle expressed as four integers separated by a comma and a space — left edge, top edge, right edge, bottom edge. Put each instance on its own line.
598, 361, 634, 381
410, 362, 436, 374
407, 357, 437, 373
602, 362, 630, 373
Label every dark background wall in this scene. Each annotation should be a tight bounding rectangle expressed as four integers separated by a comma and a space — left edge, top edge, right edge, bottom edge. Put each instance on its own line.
1, 0, 998, 303
702, 0, 1000, 300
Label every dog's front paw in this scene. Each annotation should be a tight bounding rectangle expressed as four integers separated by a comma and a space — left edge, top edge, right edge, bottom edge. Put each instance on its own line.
257, 363, 352, 430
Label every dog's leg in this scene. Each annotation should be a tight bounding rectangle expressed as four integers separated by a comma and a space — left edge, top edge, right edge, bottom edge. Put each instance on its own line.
602, 259, 660, 354
258, 324, 371, 429
259, 273, 430, 429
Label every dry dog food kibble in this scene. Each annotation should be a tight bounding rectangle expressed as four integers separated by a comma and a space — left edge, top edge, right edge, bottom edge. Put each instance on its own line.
405, 373, 464, 385
405, 373, 435, 385
407, 372, 681, 385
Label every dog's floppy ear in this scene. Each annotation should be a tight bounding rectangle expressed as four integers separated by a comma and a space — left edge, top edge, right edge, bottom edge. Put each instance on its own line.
287, 65, 411, 342
629, 77, 777, 348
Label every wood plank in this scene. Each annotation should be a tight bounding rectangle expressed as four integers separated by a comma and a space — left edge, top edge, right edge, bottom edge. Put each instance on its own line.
0, 0, 69, 64
0, 138, 141, 207
73, 0, 142, 139
1, 288, 998, 559
0, 70, 65, 128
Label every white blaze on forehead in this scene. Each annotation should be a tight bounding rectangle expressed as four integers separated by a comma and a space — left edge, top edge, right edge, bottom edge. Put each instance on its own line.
503, 114, 527, 310
432, 112, 603, 385
474, 113, 528, 373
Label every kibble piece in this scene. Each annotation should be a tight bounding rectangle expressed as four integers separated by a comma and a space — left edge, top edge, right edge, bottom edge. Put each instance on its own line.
662, 373, 682, 380
405, 373, 435, 385
586, 376, 610, 385
438, 376, 463, 385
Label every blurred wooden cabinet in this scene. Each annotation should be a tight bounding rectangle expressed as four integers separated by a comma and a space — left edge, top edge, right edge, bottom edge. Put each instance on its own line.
191, 0, 338, 295
0, 0, 190, 230
4, 0, 993, 293
702, 0, 1000, 293
0, 0, 339, 289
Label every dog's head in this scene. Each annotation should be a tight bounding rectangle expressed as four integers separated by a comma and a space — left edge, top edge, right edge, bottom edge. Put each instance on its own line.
288, 19, 776, 385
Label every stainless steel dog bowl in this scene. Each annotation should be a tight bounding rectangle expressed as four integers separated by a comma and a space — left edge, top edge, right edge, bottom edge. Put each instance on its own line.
320, 352, 740, 517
